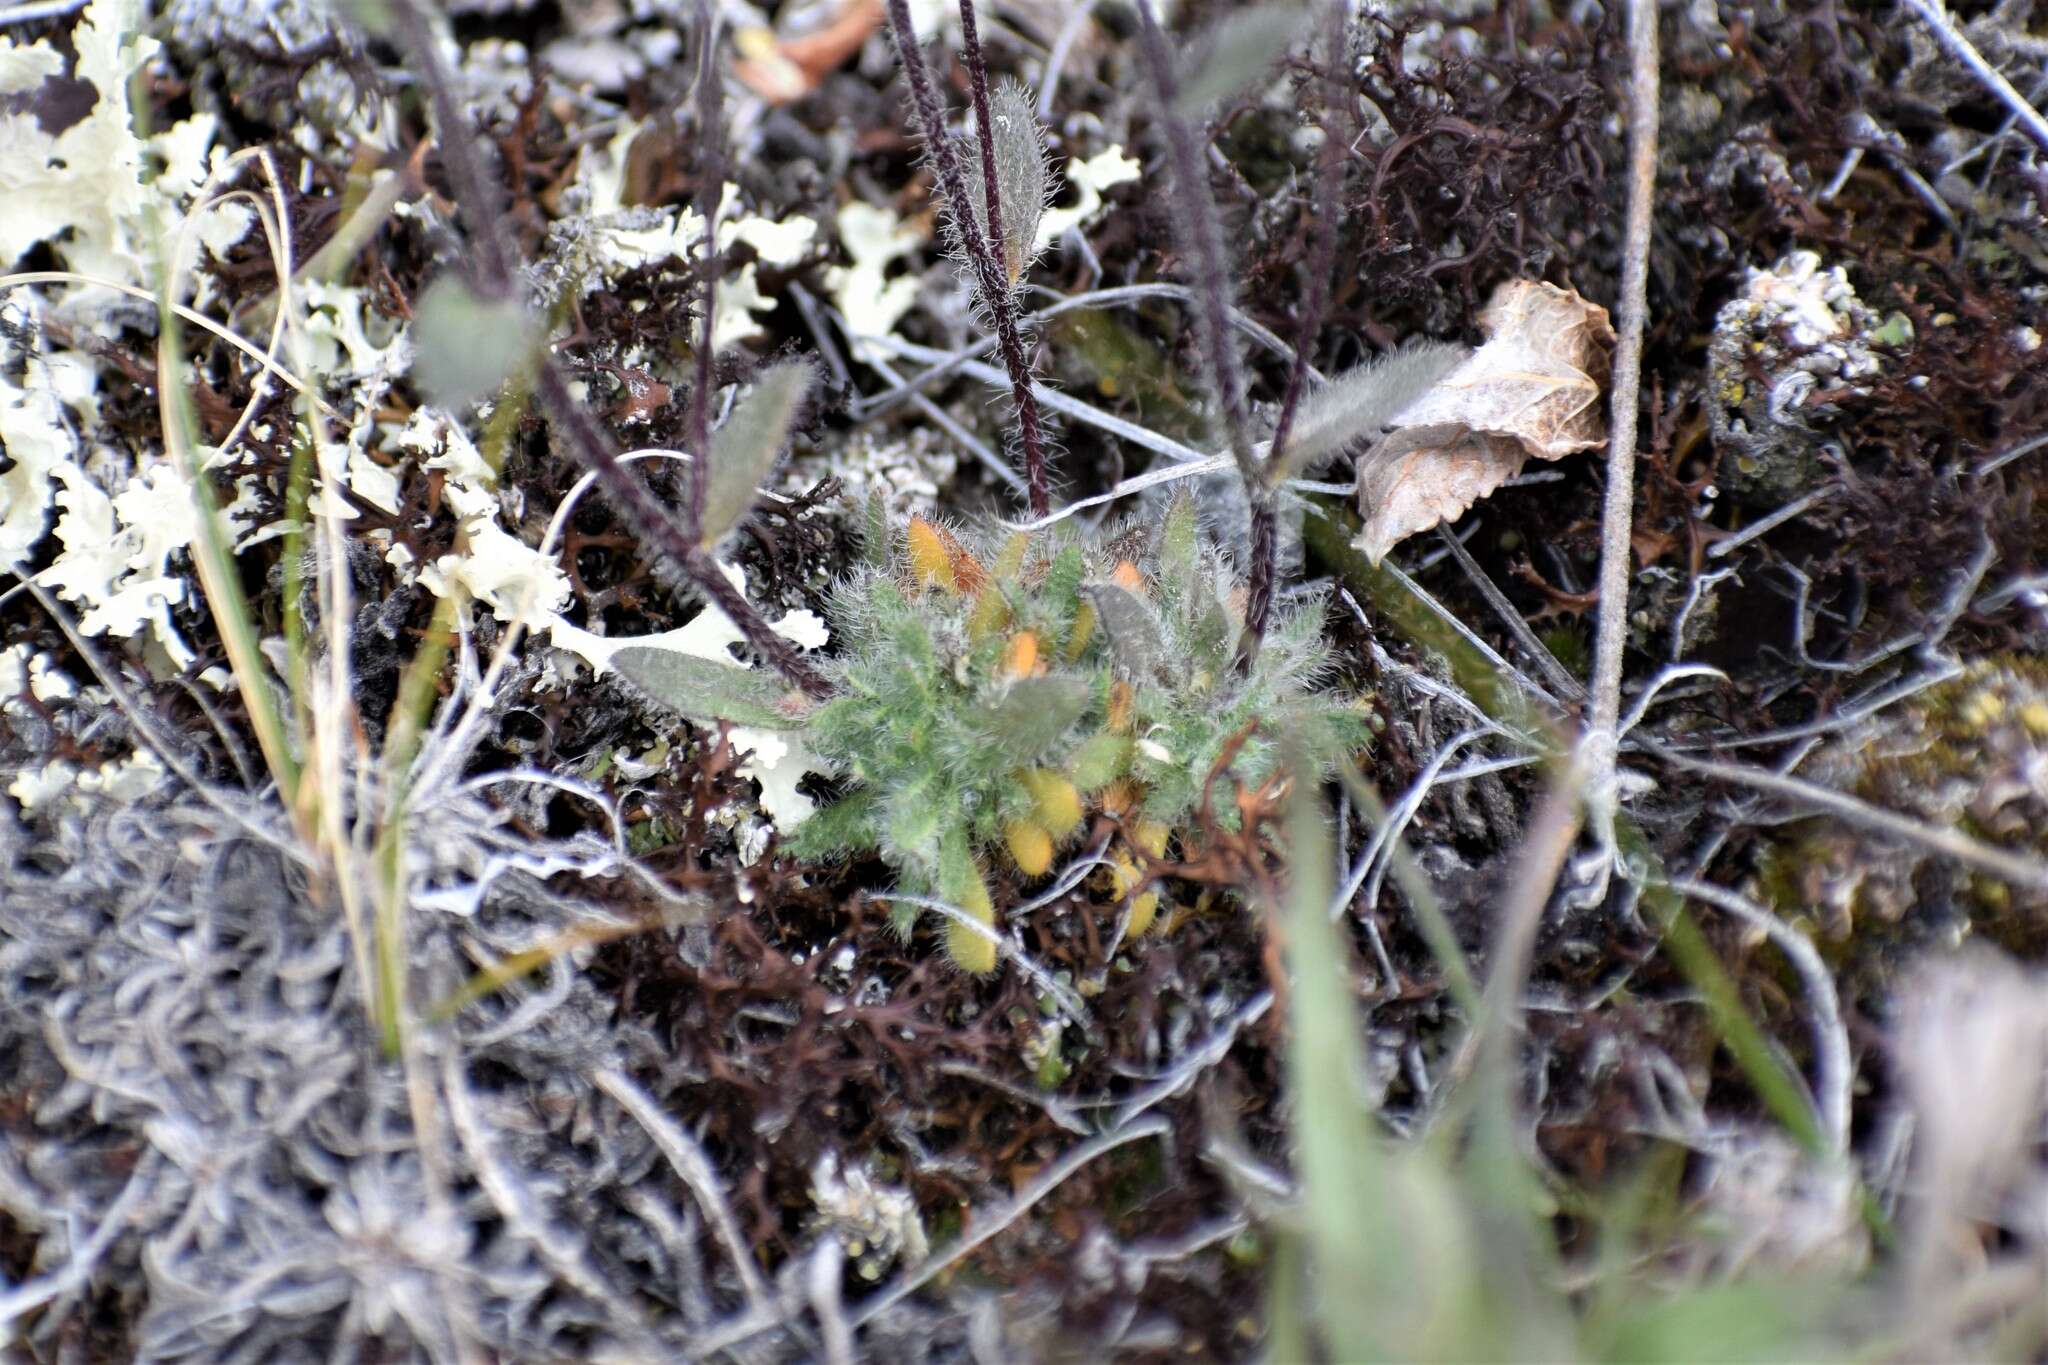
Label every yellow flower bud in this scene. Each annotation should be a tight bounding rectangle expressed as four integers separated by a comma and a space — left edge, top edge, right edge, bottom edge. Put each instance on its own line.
1126, 891, 1159, 938
945, 871, 998, 975
1004, 819, 1054, 877
966, 585, 1011, 641
1065, 599, 1096, 660
1107, 845, 1139, 895
1020, 767, 1083, 837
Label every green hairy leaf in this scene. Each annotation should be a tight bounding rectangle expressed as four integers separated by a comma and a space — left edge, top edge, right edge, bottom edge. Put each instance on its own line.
1173, 4, 1312, 116
953, 81, 1051, 287
1082, 581, 1170, 681
701, 360, 813, 549
859, 487, 891, 570
411, 276, 540, 407
886, 776, 945, 875
1069, 731, 1132, 791
976, 674, 1094, 759
785, 790, 881, 860
1187, 576, 1237, 668
1156, 493, 1201, 613
610, 646, 801, 730
1278, 340, 1470, 478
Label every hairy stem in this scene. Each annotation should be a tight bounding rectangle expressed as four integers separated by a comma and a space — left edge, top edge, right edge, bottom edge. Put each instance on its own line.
1266, 0, 1347, 472
882, 0, 1051, 516
534, 365, 833, 696
1243, 497, 1277, 659
1130, 0, 1256, 487
956, 5, 1051, 513
388, 0, 827, 695
388, 0, 515, 294
1250, 0, 1349, 659
686, 0, 723, 536
1130, 0, 1271, 662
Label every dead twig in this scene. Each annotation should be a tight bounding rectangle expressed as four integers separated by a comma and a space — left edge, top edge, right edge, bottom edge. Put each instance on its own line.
1899, 0, 2048, 154
848, 1114, 1174, 1327
1658, 875, 1853, 1156
1585, 0, 1659, 811
594, 1067, 774, 1315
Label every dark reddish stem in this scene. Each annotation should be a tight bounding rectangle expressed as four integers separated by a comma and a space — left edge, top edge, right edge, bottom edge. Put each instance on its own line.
531, 366, 831, 695
1130, 0, 1269, 660
882, 0, 1051, 516
388, 0, 829, 696
1130, 0, 1256, 487
1267, 1, 1348, 474
956, 1, 1012, 293
1244, 500, 1277, 657
1249, 2, 1349, 660
685, 0, 723, 538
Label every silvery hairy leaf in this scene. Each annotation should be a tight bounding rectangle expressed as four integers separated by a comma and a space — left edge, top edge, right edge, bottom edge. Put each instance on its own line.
611, 646, 804, 730
950, 81, 1051, 287
1277, 341, 1471, 479
700, 359, 813, 549
1082, 581, 1171, 681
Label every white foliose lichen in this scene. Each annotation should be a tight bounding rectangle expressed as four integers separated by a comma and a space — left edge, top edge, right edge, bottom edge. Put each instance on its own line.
0, 0, 156, 284
0, 0, 304, 673
395, 411, 573, 625
1035, 144, 1140, 252
0, 643, 78, 716
554, 125, 816, 352
0, 330, 84, 569
8, 746, 165, 816
825, 202, 925, 358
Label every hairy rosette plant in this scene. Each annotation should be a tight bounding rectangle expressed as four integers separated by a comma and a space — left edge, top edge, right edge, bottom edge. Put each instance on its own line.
612, 495, 1371, 972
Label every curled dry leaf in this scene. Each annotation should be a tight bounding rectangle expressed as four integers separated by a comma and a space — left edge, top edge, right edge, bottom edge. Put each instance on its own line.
733, 0, 882, 104
1352, 280, 1615, 564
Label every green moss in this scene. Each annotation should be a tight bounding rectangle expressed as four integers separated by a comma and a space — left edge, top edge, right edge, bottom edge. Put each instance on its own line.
1541, 624, 1590, 678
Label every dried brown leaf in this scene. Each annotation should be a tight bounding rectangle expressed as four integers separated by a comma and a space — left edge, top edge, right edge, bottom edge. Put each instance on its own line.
1352, 280, 1614, 563
733, 0, 881, 104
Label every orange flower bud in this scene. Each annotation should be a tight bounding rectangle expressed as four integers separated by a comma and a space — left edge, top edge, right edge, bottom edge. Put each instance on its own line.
1001, 630, 1040, 679
906, 518, 956, 592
